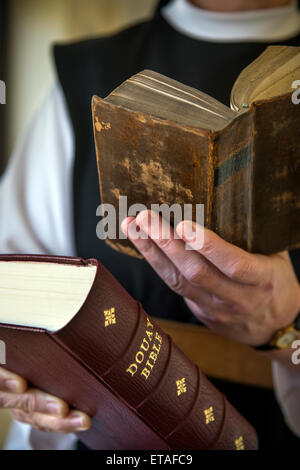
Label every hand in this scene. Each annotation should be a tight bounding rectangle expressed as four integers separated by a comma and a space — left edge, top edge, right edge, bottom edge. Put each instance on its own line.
0, 367, 91, 433
121, 210, 300, 348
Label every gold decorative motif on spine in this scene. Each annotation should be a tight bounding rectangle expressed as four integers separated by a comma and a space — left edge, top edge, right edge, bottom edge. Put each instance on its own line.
104, 307, 116, 327
176, 378, 187, 396
204, 406, 215, 424
235, 436, 245, 450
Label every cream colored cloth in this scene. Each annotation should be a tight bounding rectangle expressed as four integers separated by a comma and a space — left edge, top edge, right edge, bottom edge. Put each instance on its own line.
163, 0, 300, 42
273, 361, 300, 437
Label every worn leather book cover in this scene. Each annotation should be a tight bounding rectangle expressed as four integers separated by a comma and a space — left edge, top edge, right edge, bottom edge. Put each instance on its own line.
0, 254, 258, 450
92, 46, 300, 257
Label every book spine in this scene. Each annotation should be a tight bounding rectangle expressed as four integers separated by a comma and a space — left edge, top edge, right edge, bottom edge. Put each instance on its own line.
250, 94, 300, 254
206, 131, 217, 230
211, 110, 254, 252
55, 261, 258, 450
101, 306, 257, 450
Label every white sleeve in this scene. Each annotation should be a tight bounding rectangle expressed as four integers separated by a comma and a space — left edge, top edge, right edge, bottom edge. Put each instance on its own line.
0, 81, 75, 257
273, 361, 300, 437
4, 421, 77, 451
1, 81, 77, 450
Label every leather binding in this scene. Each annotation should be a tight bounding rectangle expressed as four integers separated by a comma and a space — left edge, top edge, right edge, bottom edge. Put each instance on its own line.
155, 319, 273, 389
93, 79, 300, 259
0, 254, 258, 450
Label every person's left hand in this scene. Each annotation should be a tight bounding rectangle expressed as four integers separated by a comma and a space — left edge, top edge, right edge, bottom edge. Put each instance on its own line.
121, 210, 300, 348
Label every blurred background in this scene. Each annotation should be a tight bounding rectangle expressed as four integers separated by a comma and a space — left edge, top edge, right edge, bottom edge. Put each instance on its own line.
0, 0, 159, 448
0, 0, 158, 174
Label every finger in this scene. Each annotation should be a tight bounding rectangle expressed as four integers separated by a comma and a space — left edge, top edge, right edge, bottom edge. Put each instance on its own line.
0, 367, 27, 393
133, 211, 242, 297
122, 216, 190, 295
122, 217, 211, 303
11, 409, 91, 434
0, 388, 69, 417
177, 221, 268, 285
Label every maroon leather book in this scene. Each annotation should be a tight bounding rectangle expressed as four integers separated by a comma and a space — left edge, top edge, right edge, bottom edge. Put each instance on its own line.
0, 254, 258, 450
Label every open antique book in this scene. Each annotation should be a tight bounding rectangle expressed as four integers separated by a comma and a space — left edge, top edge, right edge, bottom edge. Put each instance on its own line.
93, 45, 300, 257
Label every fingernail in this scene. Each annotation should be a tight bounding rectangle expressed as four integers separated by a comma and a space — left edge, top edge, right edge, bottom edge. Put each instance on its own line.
47, 402, 61, 415
176, 221, 204, 251
120, 220, 127, 234
71, 415, 88, 430
180, 221, 197, 241
5, 379, 19, 392
127, 219, 143, 240
120, 217, 133, 234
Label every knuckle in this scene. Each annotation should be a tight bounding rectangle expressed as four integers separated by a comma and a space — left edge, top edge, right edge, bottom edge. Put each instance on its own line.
201, 237, 215, 256
185, 268, 200, 284
137, 238, 155, 256
31, 414, 51, 433
11, 409, 28, 424
229, 297, 250, 315
22, 392, 38, 413
262, 279, 274, 295
229, 260, 250, 281
158, 237, 173, 251
210, 295, 227, 309
0, 395, 6, 408
167, 271, 185, 294
228, 301, 243, 315
0, 394, 17, 410
32, 422, 47, 432
185, 263, 208, 284
51, 419, 67, 434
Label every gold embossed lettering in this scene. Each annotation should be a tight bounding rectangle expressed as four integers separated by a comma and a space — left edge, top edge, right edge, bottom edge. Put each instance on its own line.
146, 318, 154, 329
126, 363, 138, 377
140, 338, 150, 352
155, 332, 162, 344
136, 351, 144, 364
141, 368, 151, 380
146, 330, 153, 342
145, 360, 154, 370
152, 342, 161, 354
125, 322, 163, 380
149, 351, 157, 362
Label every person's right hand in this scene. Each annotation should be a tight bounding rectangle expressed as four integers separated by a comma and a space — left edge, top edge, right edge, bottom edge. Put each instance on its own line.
0, 367, 91, 433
